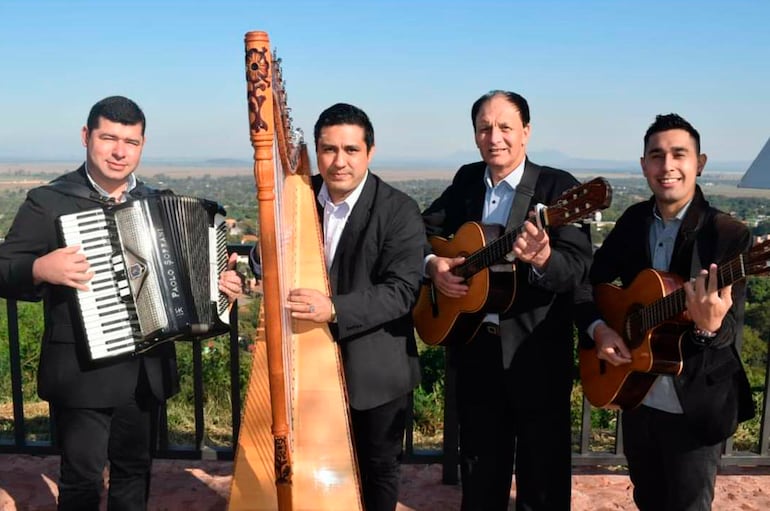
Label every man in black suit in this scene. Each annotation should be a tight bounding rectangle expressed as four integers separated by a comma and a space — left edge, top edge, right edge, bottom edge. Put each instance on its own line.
578, 113, 754, 510
422, 90, 593, 510
0, 96, 242, 510
279, 103, 423, 511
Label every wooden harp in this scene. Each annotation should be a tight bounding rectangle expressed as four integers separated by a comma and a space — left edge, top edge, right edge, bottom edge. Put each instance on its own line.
227, 31, 363, 510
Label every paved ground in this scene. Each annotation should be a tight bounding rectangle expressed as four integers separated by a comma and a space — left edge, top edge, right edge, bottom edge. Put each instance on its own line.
1, 454, 769, 510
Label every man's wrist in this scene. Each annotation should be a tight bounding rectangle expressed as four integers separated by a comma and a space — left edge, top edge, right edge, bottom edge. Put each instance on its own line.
693, 325, 718, 339
329, 300, 337, 323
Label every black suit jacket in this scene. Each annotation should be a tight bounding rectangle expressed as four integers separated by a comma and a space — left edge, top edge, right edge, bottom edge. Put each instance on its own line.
422, 159, 593, 406
313, 172, 423, 411
0, 165, 179, 408
582, 186, 754, 444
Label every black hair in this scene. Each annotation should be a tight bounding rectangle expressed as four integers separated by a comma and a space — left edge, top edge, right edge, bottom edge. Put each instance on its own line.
471, 90, 530, 130
643, 113, 701, 154
313, 103, 374, 151
86, 96, 146, 135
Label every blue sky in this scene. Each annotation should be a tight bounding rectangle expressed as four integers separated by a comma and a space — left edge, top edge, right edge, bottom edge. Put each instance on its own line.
1, 0, 769, 169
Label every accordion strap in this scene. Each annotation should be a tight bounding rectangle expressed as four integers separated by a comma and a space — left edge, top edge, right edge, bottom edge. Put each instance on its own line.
45, 179, 167, 203
45, 180, 104, 203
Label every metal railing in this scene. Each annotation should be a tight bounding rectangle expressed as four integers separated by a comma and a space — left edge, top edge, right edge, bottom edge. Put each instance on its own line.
2, 246, 770, 478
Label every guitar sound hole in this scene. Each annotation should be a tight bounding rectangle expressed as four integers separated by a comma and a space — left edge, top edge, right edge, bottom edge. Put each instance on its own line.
625, 318, 643, 348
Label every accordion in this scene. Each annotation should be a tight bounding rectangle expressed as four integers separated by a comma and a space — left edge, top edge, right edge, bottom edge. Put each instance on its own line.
57, 194, 231, 361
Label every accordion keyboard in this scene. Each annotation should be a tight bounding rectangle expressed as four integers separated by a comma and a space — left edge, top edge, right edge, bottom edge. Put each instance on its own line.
58, 209, 140, 360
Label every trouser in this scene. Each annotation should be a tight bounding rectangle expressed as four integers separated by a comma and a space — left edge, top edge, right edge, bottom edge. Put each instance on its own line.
623, 405, 721, 511
350, 393, 410, 511
52, 386, 159, 510
455, 326, 573, 511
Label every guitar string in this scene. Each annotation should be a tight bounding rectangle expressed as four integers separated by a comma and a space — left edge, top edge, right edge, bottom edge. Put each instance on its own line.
634, 255, 746, 333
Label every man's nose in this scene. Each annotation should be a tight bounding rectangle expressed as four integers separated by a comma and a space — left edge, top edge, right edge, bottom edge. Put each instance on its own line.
113, 141, 127, 159
332, 151, 346, 167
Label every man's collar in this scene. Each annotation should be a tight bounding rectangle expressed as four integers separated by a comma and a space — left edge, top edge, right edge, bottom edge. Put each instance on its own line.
84, 162, 137, 201
318, 170, 369, 208
485, 159, 526, 189
653, 199, 692, 223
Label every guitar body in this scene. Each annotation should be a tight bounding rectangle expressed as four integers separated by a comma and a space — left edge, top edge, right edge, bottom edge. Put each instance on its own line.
414, 177, 614, 347
579, 268, 688, 409
414, 222, 516, 346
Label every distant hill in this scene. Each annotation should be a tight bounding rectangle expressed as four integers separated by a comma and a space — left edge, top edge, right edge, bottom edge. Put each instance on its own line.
0, 150, 750, 175
373, 149, 750, 174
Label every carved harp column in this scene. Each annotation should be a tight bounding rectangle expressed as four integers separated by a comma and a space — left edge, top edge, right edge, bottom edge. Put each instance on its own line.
227, 31, 363, 511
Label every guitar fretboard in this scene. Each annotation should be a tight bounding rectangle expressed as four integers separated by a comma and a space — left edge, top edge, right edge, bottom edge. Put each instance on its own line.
635, 255, 748, 333
458, 226, 525, 279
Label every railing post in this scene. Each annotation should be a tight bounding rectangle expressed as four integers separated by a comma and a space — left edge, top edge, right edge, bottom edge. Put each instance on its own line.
7, 299, 26, 448
229, 299, 242, 449
441, 347, 459, 484
192, 338, 205, 455
759, 348, 770, 457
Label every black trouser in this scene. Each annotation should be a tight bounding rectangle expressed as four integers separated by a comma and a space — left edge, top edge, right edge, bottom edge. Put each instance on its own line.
52, 380, 159, 510
350, 393, 410, 511
623, 405, 721, 511
455, 326, 572, 511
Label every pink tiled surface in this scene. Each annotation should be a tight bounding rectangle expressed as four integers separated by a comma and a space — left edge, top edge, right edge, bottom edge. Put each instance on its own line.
1, 454, 769, 510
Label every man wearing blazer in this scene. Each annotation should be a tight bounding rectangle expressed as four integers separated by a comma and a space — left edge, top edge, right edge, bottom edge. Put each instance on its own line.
422, 90, 593, 510
579, 113, 754, 510
282, 103, 423, 511
0, 96, 242, 510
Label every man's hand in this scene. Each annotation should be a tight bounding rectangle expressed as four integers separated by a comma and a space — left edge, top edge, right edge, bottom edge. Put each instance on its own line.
32, 246, 93, 291
218, 252, 243, 303
512, 221, 551, 271
683, 263, 731, 333
426, 255, 468, 298
593, 322, 632, 366
288, 288, 334, 323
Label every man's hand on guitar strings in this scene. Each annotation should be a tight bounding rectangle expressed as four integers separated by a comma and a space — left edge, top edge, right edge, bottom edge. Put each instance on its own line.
683, 263, 731, 334
427, 255, 468, 298
513, 221, 551, 271
594, 322, 632, 366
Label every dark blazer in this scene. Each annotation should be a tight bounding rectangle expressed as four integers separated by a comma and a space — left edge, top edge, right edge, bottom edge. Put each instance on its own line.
313, 172, 423, 411
585, 186, 754, 444
0, 165, 179, 408
422, 159, 593, 406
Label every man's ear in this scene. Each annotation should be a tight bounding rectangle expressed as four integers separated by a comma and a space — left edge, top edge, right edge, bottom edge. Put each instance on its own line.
696, 153, 708, 176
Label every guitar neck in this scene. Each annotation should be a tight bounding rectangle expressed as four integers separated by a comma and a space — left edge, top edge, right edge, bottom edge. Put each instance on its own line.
456, 223, 527, 279
453, 177, 611, 280
639, 253, 748, 331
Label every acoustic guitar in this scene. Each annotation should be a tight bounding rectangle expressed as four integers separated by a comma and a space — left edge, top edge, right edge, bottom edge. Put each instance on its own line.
579, 238, 770, 410
415, 177, 612, 346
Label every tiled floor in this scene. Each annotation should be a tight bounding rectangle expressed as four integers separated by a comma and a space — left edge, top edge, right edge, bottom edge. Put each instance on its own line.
1, 454, 769, 510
